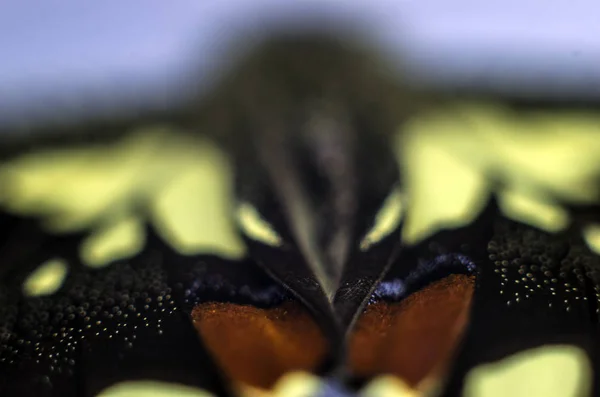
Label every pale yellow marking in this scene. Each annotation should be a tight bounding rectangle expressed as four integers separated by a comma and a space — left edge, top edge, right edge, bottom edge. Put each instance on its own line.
396, 129, 489, 245
22, 258, 68, 297
96, 381, 214, 397
240, 371, 322, 397
583, 224, 600, 255
271, 372, 322, 397
236, 202, 283, 247
149, 138, 245, 259
463, 345, 592, 397
498, 188, 570, 232
399, 102, 600, 243
0, 129, 246, 262
462, 104, 600, 203
362, 375, 421, 397
360, 187, 404, 251
0, 131, 164, 232
80, 215, 145, 268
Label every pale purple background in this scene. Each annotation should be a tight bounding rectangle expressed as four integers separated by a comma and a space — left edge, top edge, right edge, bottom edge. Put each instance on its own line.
1, 1, 599, 125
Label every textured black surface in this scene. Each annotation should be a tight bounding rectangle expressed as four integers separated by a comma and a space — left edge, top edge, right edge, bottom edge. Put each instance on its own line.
3, 199, 599, 397
1, 33, 600, 397
444, 205, 600, 397
0, 219, 234, 397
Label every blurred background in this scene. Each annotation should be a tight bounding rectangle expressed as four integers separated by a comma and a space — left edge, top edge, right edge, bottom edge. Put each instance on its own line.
1, 0, 600, 128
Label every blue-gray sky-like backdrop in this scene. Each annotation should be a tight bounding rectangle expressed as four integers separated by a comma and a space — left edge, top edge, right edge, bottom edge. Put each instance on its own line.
1, 1, 599, 123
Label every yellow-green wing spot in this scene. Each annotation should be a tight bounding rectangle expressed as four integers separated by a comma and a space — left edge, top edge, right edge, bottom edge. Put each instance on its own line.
497, 188, 569, 233
359, 187, 404, 251
239, 371, 322, 397
395, 128, 489, 245
236, 202, 283, 247
461, 104, 600, 203
0, 131, 165, 232
398, 102, 600, 243
22, 258, 68, 297
271, 372, 322, 397
79, 215, 145, 268
463, 345, 592, 397
0, 129, 246, 264
149, 137, 245, 259
361, 375, 421, 397
96, 381, 215, 397
583, 224, 600, 255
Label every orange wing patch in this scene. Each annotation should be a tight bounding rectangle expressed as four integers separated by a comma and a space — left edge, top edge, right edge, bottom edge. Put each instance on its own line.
192, 301, 327, 390
349, 274, 474, 389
